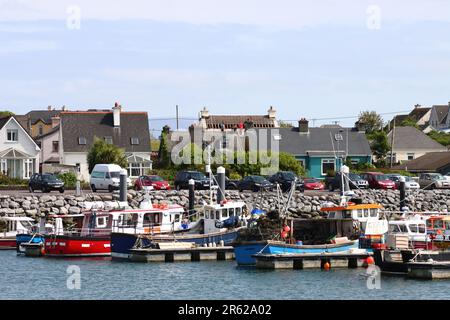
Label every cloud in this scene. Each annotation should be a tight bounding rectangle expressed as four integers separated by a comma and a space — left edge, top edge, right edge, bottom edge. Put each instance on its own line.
1, 0, 450, 28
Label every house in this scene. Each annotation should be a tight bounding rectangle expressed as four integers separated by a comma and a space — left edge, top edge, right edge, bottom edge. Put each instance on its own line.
271, 119, 372, 178
389, 104, 431, 130
18, 106, 66, 138
387, 126, 447, 163
425, 103, 450, 133
394, 151, 450, 175
0, 116, 40, 179
59, 103, 152, 181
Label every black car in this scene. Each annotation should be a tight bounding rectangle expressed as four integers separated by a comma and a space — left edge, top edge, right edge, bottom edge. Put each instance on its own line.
238, 175, 273, 192
328, 172, 369, 191
29, 173, 65, 193
268, 171, 304, 192
174, 170, 210, 190
213, 175, 239, 190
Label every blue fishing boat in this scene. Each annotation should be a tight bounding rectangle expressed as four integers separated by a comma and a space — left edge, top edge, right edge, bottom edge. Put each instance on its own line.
234, 239, 359, 266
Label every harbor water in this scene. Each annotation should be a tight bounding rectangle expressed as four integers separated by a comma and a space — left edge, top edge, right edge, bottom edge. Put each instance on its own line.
0, 250, 449, 300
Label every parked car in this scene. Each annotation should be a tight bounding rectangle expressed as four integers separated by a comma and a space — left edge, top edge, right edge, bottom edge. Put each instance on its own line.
360, 172, 396, 190
385, 174, 420, 190
134, 175, 170, 191
212, 175, 239, 190
90, 164, 131, 192
174, 170, 210, 190
29, 173, 65, 193
303, 178, 325, 191
268, 171, 304, 192
444, 172, 450, 181
238, 175, 274, 192
328, 172, 369, 191
418, 173, 450, 190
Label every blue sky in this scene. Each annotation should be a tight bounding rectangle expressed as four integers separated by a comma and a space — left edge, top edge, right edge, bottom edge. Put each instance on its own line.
1, 0, 450, 132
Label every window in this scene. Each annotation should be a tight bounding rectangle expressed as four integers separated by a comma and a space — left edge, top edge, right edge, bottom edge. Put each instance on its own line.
298, 159, 305, 168
407, 153, 415, 161
370, 209, 378, 217
350, 159, 359, 166
75, 163, 80, 173
222, 209, 229, 218
104, 136, 113, 144
321, 159, 335, 176
273, 134, 282, 141
24, 159, 34, 179
6, 129, 18, 142
131, 137, 140, 145
222, 136, 228, 149
130, 163, 141, 177
52, 141, 59, 153
38, 125, 43, 135
78, 137, 87, 145
91, 171, 105, 179
409, 224, 418, 233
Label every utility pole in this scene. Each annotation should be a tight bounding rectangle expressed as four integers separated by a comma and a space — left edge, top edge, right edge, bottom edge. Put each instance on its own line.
390, 116, 396, 168
176, 105, 179, 130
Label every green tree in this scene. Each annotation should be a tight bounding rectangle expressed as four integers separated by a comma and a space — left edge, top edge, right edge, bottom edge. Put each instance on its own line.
427, 130, 450, 147
278, 152, 305, 176
87, 137, 128, 173
358, 111, 384, 134
399, 117, 419, 129
367, 131, 390, 166
0, 111, 14, 117
157, 125, 172, 168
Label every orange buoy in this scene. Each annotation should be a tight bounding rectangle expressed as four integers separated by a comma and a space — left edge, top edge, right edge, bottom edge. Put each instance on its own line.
281, 231, 288, 239
283, 226, 291, 232
323, 262, 331, 270
366, 256, 375, 265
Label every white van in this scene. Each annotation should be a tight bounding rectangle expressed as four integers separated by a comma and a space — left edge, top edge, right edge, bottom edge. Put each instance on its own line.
90, 164, 131, 192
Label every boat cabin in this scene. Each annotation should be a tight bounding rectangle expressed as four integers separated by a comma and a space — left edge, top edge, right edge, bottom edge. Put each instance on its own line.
389, 218, 428, 243
321, 203, 383, 223
202, 201, 248, 234
0, 216, 35, 238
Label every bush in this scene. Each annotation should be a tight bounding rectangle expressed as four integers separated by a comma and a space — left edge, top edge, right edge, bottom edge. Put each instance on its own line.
229, 172, 242, 180
0, 174, 27, 186
57, 172, 78, 188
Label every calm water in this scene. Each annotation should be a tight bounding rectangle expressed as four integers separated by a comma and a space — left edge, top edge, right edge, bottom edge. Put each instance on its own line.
0, 250, 449, 300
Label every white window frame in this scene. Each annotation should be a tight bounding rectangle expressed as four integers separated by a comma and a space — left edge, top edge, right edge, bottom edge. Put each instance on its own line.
6, 129, 18, 142
0, 159, 7, 175
407, 153, 415, 161
24, 159, 34, 179
298, 159, 306, 168
321, 158, 335, 176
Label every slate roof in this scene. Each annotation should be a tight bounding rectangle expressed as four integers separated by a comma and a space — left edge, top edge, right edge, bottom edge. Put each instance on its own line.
0, 116, 10, 130
432, 105, 450, 125
409, 107, 431, 121
60, 111, 151, 153
255, 127, 372, 156
387, 126, 447, 151
25, 110, 62, 125
394, 152, 450, 172
204, 115, 276, 129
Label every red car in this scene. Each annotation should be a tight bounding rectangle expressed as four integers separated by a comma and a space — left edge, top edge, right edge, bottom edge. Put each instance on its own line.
360, 172, 396, 190
303, 178, 325, 190
134, 175, 171, 191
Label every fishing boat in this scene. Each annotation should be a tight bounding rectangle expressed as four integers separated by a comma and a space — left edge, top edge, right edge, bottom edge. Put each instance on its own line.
111, 200, 248, 260
0, 216, 36, 250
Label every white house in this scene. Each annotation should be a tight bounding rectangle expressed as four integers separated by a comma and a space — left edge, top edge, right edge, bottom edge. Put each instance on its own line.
0, 116, 40, 179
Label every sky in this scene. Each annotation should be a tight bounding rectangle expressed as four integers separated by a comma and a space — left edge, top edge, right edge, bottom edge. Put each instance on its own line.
1, 0, 450, 132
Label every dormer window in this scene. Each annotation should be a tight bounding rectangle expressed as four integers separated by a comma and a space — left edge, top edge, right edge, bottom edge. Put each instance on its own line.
78, 137, 87, 145
131, 137, 140, 145
104, 136, 113, 144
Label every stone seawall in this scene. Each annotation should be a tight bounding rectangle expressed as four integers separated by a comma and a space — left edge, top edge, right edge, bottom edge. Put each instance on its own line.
1, 189, 450, 220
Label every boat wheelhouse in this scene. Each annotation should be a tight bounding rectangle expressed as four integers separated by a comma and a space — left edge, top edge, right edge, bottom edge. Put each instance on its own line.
0, 216, 35, 249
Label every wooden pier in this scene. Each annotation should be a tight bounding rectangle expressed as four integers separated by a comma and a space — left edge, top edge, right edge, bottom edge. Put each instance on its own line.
129, 246, 235, 263
254, 251, 372, 270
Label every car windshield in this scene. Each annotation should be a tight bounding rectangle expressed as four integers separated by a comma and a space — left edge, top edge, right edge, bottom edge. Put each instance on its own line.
430, 174, 444, 180
191, 172, 206, 180
281, 172, 296, 180
149, 176, 164, 182
110, 172, 120, 178
404, 176, 413, 182
305, 179, 319, 183
374, 174, 389, 181
42, 174, 57, 181
387, 176, 399, 181
349, 173, 362, 180
251, 176, 266, 183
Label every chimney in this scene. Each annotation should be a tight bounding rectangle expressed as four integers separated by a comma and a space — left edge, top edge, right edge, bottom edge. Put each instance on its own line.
47, 105, 52, 111
51, 116, 60, 128
267, 106, 276, 119
298, 118, 309, 133
199, 107, 210, 119
355, 120, 365, 132
61, 105, 67, 111
113, 102, 121, 127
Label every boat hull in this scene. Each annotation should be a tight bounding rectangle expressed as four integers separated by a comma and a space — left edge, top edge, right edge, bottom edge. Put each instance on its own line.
111, 229, 240, 260
16, 233, 45, 254
0, 238, 17, 250
234, 240, 360, 266
44, 235, 111, 257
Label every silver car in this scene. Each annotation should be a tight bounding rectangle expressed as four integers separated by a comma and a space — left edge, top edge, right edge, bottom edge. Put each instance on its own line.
386, 174, 420, 190
418, 173, 450, 190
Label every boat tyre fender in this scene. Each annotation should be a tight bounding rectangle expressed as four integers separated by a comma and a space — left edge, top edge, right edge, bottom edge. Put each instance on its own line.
215, 220, 224, 229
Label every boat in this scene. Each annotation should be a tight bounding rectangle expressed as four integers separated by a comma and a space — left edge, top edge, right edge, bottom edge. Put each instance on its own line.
111, 200, 248, 260
235, 238, 360, 266
0, 216, 36, 250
